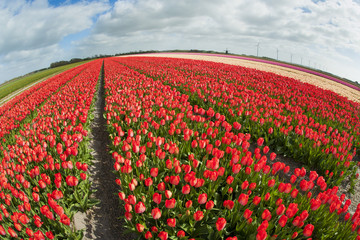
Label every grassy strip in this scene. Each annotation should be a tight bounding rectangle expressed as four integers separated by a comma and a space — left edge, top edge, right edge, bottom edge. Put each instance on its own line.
0, 61, 90, 101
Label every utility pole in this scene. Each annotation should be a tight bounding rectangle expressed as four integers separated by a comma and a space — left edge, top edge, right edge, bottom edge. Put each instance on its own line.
276, 48, 279, 60
256, 42, 260, 57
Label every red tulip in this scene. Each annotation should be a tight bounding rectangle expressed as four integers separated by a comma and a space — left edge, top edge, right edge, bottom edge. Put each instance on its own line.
135, 201, 146, 214
185, 200, 193, 208
268, 179, 275, 187
310, 198, 321, 211
257, 137, 264, 146
60, 214, 70, 225
158, 231, 168, 240
182, 184, 191, 194
198, 193, 207, 204
206, 200, 215, 210
303, 224, 314, 237
193, 210, 204, 221
167, 218, 176, 227
170, 175, 180, 185
165, 190, 172, 199
152, 193, 162, 204
270, 152, 276, 161
261, 209, 272, 221
151, 208, 161, 219
165, 198, 176, 209
279, 215, 288, 227
46, 231, 54, 239
286, 203, 298, 218
253, 196, 261, 205
34, 230, 45, 240
243, 209, 253, 219
136, 223, 144, 232
216, 217, 226, 231
291, 188, 299, 198
256, 230, 267, 240
65, 176, 79, 187
223, 200, 234, 210
238, 193, 249, 206
300, 210, 309, 221
226, 237, 238, 240
241, 181, 249, 190
177, 230, 186, 238
145, 231, 153, 239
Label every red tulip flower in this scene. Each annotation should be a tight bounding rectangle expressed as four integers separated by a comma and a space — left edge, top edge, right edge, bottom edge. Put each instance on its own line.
60, 214, 70, 226
193, 210, 204, 221
198, 193, 207, 204
185, 200, 193, 208
167, 218, 176, 227
165, 198, 176, 209
223, 200, 234, 210
216, 217, 226, 231
256, 230, 267, 240
153, 193, 162, 204
257, 137, 264, 146
303, 224, 314, 237
243, 209, 253, 219
177, 230, 185, 238
261, 209, 272, 221
238, 193, 249, 206
279, 215, 288, 227
145, 231, 153, 239
206, 200, 215, 210
151, 208, 161, 219
136, 223, 144, 232
158, 231, 168, 240
135, 201, 146, 214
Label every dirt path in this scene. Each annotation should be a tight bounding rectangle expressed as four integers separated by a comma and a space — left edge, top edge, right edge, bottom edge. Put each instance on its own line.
77, 64, 136, 240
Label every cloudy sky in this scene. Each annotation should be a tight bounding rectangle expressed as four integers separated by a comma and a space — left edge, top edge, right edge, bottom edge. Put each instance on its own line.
1, 0, 360, 84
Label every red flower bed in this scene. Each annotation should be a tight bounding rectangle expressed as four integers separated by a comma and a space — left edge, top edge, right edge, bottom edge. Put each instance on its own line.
0, 60, 102, 239
1, 55, 359, 239
0, 63, 89, 138
103, 58, 360, 239
115, 56, 360, 189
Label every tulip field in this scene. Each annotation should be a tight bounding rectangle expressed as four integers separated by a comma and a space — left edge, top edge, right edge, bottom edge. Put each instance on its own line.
0, 55, 360, 239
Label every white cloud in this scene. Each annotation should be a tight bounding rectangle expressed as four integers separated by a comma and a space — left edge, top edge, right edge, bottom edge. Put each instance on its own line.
0, 0, 109, 54
73, 0, 360, 82
0, 0, 110, 83
1, 0, 360, 83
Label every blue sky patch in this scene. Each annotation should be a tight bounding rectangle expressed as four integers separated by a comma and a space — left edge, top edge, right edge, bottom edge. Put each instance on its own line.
59, 28, 91, 50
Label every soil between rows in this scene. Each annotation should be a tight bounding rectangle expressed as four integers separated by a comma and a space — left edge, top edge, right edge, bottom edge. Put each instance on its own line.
75, 66, 137, 240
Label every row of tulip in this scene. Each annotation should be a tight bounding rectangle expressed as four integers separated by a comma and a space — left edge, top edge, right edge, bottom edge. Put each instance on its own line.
115, 56, 360, 189
103, 58, 360, 240
0, 63, 89, 138
0, 60, 102, 239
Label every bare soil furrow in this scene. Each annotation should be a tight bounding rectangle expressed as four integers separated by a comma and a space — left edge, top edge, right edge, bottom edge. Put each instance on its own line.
80, 64, 136, 240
